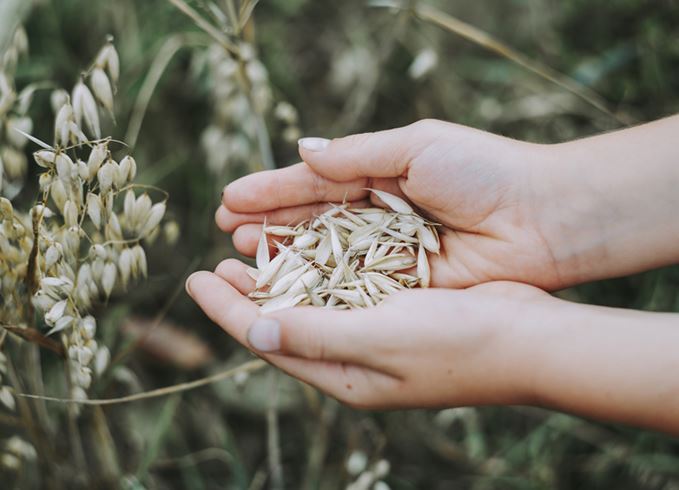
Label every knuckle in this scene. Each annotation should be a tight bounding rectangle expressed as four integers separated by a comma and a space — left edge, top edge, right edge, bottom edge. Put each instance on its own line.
310, 171, 328, 201
281, 323, 326, 360
336, 132, 374, 150
411, 118, 443, 133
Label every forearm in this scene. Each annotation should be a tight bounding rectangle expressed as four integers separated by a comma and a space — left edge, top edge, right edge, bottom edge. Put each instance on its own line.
523, 301, 679, 435
533, 115, 679, 285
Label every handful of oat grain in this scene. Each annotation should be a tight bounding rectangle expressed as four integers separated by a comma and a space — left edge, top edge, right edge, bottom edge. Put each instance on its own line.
248, 189, 440, 313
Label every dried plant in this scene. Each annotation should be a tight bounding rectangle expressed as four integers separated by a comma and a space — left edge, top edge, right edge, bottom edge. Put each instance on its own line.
0, 34, 169, 413
185, 0, 300, 176
0, 25, 30, 200
248, 189, 440, 314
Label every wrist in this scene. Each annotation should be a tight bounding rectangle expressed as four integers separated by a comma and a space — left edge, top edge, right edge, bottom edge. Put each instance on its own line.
526, 142, 620, 287
473, 288, 563, 407
528, 118, 679, 286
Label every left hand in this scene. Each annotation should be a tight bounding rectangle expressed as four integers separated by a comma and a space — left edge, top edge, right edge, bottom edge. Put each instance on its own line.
186, 260, 553, 409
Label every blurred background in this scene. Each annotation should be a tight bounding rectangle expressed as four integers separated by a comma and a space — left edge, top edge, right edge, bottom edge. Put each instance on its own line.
3, 0, 679, 488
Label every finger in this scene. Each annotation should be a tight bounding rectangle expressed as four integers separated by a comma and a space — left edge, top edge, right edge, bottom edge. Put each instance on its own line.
186, 271, 258, 343
232, 223, 269, 257
213, 258, 256, 295
186, 272, 398, 405
226, 185, 408, 257
297, 120, 446, 182
215, 199, 371, 233
246, 306, 382, 366
223, 162, 368, 213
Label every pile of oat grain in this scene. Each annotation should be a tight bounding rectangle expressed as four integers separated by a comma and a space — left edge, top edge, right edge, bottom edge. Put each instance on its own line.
247, 189, 440, 313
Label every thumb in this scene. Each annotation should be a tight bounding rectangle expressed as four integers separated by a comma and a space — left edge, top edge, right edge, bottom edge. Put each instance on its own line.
298, 119, 444, 182
246, 307, 375, 364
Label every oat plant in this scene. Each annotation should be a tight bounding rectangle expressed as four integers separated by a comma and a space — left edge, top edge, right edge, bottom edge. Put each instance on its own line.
0, 30, 169, 479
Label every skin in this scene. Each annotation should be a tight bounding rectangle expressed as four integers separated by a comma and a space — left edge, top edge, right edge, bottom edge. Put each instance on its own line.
187, 116, 679, 435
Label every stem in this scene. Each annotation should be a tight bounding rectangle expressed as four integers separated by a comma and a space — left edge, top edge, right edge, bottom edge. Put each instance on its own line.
266, 370, 283, 490
167, 0, 239, 55
236, 57, 276, 171
19, 359, 267, 405
90, 407, 121, 483
64, 361, 89, 485
5, 354, 56, 486
301, 399, 338, 490
23, 344, 52, 438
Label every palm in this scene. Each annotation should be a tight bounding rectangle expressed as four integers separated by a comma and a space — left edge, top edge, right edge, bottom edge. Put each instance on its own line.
399, 158, 561, 289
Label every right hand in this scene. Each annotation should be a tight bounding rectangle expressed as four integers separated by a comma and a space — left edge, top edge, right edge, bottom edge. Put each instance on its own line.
216, 119, 572, 289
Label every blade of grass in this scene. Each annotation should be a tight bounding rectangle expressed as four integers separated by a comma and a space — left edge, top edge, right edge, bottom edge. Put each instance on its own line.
126, 33, 209, 149
90, 407, 121, 483
370, 0, 632, 125
137, 393, 182, 481
221, 418, 250, 489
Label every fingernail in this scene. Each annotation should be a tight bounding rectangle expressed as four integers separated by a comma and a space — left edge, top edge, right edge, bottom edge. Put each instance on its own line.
298, 137, 330, 152
247, 318, 280, 352
185, 272, 199, 297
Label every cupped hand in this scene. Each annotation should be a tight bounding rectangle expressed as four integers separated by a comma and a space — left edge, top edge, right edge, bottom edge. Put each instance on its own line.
216, 119, 571, 290
186, 259, 555, 409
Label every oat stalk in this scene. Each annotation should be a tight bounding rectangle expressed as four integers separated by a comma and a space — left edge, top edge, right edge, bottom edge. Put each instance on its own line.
18, 359, 267, 406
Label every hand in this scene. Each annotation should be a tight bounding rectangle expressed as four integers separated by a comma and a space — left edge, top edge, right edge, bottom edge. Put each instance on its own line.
217, 119, 573, 290
188, 262, 679, 434
186, 260, 550, 409
218, 115, 679, 289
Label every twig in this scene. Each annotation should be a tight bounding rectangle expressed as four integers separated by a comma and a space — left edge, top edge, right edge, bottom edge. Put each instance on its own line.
18, 359, 267, 405
1, 325, 65, 357
370, 0, 632, 125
